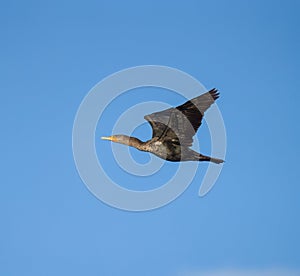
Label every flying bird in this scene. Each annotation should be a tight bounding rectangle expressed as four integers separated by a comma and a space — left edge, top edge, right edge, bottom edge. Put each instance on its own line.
101, 88, 224, 164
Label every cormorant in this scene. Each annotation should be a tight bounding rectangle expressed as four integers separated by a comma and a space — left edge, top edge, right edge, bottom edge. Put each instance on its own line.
101, 88, 224, 164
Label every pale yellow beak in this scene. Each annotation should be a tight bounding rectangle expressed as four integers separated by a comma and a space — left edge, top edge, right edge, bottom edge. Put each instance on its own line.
101, 136, 114, 141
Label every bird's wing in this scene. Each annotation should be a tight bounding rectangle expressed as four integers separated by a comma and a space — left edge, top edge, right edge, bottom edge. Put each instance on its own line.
144, 88, 219, 146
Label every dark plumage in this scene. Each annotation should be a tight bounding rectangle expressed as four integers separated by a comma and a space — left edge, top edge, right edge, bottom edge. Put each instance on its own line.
101, 88, 224, 164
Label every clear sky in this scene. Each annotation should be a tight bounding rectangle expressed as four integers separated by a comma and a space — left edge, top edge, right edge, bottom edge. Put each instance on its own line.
1, 0, 300, 275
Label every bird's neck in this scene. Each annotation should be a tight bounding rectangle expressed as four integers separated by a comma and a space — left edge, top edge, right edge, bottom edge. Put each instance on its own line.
128, 137, 146, 151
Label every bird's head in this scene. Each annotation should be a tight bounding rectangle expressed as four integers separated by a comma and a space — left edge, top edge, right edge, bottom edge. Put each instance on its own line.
101, 135, 144, 148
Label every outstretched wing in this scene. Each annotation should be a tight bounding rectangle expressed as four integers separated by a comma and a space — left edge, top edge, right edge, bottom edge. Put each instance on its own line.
144, 88, 220, 146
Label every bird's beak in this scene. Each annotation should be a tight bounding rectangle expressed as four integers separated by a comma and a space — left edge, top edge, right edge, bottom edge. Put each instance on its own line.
101, 136, 114, 141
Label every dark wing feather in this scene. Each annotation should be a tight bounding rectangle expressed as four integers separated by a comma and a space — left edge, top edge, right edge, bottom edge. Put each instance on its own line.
144, 88, 219, 146
176, 88, 219, 133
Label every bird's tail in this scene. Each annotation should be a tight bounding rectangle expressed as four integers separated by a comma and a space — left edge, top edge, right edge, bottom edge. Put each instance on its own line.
199, 154, 224, 164
209, 157, 224, 164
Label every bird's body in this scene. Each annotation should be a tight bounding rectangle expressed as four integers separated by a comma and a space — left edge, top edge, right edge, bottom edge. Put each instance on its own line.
101, 88, 224, 164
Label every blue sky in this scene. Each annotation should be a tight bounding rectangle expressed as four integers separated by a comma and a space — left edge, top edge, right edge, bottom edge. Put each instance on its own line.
1, 0, 300, 275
